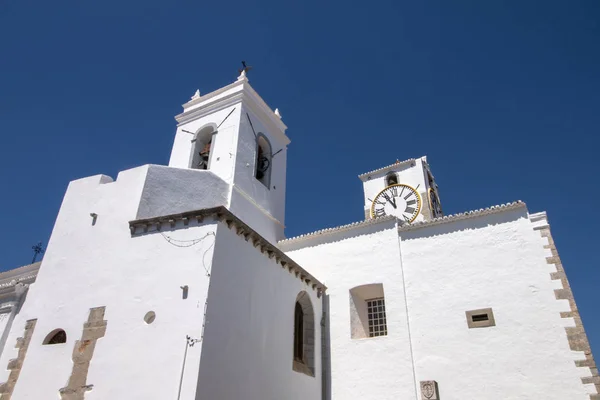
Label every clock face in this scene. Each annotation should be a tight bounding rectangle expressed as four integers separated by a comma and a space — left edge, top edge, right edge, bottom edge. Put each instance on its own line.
428, 188, 443, 218
370, 184, 421, 222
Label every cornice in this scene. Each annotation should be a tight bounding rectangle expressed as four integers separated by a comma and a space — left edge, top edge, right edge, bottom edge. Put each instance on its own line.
0, 262, 40, 289
278, 201, 527, 247
129, 206, 326, 295
0, 262, 39, 301
175, 80, 289, 145
358, 158, 419, 181
397, 201, 527, 232
278, 215, 397, 247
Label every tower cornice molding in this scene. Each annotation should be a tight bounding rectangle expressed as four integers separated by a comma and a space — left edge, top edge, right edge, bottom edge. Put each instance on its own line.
176, 80, 289, 145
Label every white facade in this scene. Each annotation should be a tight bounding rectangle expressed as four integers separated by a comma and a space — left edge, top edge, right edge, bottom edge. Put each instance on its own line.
0, 71, 597, 400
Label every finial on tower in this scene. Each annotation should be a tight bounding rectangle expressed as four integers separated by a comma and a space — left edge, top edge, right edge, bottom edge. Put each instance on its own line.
190, 89, 201, 100
274, 108, 282, 119
237, 61, 252, 81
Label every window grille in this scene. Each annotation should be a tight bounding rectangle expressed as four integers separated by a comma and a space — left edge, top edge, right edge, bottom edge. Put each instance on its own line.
367, 298, 387, 337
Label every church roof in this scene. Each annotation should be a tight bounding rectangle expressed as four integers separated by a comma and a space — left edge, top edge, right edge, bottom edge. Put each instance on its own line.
0, 261, 40, 300
279, 201, 526, 246
129, 206, 326, 295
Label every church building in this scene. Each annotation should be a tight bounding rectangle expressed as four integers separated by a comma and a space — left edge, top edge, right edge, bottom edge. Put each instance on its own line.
0, 70, 597, 400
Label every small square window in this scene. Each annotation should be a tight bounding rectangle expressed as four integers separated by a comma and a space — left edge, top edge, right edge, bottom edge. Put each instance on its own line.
466, 308, 495, 329
367, 298, 388, 337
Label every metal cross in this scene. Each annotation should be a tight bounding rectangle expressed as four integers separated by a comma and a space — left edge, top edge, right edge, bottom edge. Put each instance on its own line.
31, 242, 44, 263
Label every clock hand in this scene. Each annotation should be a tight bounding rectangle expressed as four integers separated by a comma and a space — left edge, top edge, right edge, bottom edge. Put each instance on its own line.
382, 193, 397, 209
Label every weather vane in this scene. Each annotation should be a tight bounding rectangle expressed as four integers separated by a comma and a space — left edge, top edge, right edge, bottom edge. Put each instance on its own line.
238, 61, 252, 75
31, 242, 44, 263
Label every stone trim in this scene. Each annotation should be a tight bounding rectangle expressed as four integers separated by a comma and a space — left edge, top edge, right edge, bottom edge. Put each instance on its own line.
293, 291, 315, 378
535, 220, 599, 399
0, 319, 37, 399
129, 206, 326, 295
59, 307, 107, 400
420, 380, 440, 400
465, 308, 496, 329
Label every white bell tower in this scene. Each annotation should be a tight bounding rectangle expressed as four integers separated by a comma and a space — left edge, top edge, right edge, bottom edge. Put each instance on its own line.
358, 156, 443, 222
167, 70, 290, 242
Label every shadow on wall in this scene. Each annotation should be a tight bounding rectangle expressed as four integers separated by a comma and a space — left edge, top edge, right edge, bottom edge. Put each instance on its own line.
400, 207, 529, 241
322, 294, 331, 400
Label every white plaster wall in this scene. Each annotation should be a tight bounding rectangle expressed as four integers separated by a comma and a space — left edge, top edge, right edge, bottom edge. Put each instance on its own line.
196, 223, 321, 400
400, 209, 592, 399
230, 105, 288, 241
283, 219, 418, 400
136, 165, 230, 220
361, 158, 430, 222
0, 168, 218, 400
169, 104, 242, 182
168, 98, 288, 242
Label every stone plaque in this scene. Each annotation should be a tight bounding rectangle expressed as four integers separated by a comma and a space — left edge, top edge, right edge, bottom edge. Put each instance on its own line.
420, 380, 439, 400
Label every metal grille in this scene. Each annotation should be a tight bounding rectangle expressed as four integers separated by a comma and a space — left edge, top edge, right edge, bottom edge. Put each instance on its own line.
367, 298, 387, 337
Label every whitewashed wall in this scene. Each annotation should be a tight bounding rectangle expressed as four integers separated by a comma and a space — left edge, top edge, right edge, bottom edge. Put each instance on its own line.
196, 224, 322, 400
400, 208, 593, 399
283, 207, 593, 400
0, 168, 216, 399
282, 219, 418, 400
228, 104, 288, 242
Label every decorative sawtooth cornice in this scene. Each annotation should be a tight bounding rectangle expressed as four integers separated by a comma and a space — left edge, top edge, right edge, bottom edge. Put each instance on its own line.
397, 201, 527, 232
128, 206, 326, 295
278, 215, 397, 246
358, 158, 417, 180
278, 201, 526, 247
0, 262, 40, 290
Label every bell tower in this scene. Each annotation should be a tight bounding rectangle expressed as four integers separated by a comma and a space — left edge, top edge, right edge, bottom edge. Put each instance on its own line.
167, 70, 290, 242
358, 156, 443, 223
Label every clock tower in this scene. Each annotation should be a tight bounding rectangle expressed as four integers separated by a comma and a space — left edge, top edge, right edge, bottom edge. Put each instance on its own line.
358, 156, 442, 222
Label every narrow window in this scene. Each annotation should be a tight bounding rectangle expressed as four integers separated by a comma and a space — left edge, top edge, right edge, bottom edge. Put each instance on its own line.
255, 134, 272, 188
367, 298, 388, 337
292, 291, 315, 377
386, 172, 398, 187
294, 302, 304, 361
43, 329, 67, 345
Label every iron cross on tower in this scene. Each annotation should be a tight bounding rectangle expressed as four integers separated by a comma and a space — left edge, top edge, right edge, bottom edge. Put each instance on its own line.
31, 242, 44, 263
238, 61, 252, 75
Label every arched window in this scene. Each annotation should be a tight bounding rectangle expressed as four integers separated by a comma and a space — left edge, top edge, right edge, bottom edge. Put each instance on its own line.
43, 329, 67, 345
386, 172, 399, 187
292, 291, 315, 377
190, 126, 216, 170
255, 134, 272, 188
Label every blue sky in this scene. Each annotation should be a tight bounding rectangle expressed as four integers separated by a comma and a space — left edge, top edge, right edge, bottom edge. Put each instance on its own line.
1, 1, 598, 353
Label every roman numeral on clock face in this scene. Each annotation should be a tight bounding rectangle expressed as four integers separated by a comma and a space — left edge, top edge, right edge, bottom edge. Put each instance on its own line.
371, 184, 421, 222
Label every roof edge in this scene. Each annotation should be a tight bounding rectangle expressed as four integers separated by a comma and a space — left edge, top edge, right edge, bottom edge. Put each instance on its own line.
397, 201, 527, 232
129, 206, 326, 294
278, 215, 397, 247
